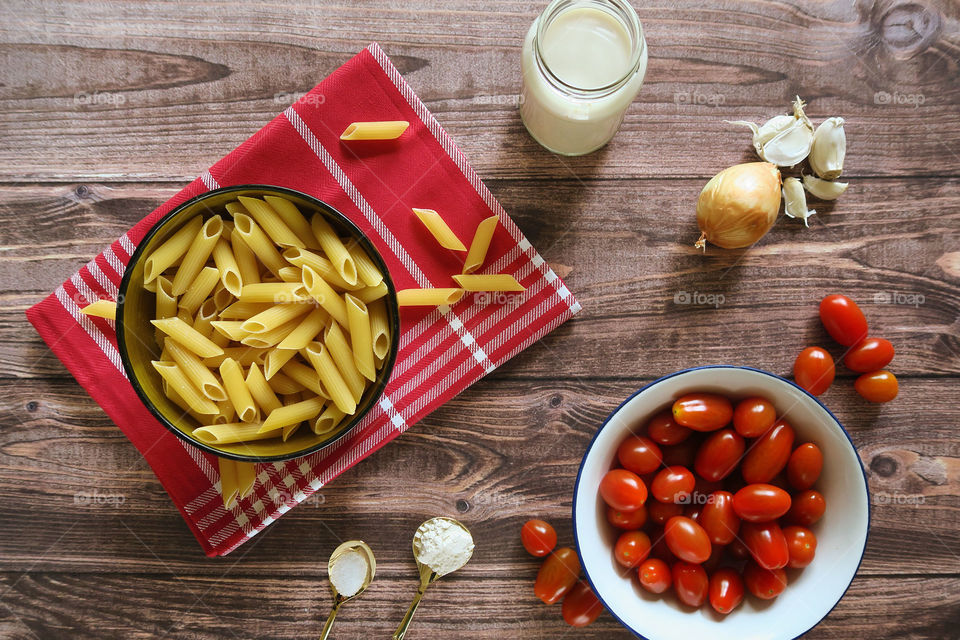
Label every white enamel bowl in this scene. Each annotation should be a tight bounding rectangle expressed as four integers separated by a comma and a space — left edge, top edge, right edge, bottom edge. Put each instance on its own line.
572, 366, 870, 640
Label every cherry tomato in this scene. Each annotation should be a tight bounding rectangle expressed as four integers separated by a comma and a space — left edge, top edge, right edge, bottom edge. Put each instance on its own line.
784, 525, 818, 568
534, 547, 581, 605
794, 346, 836, 396
741, 521, 789, 570
607, 505, 647, 530
744, 561, 787, 600
672, 561, 708, 608
699, 491, 740, 545
617, 435, 663, 475
787, 443, 823, 491
787, 490, 826, 526
820, 294, 868, 346
520, 519, 557, 557
561, 581, 603, 627
727, 537, 750, 560
646, 409, 692, 445
664, 516, 712, 564
599, 469, 648, 512
694, 429, 745, 482
614, 530, 652, 568
844, 337, 894, 373
660, 437, 700, 467
732, 396, 777, 438
652, 466, 696, 504
741, 419, 795, 484
732, 484, 792, 522
647, 500, 683, 526
854, 370, 899, 403
672, 393, 733, 432
709, 567, 745, 615
638, 558, 672, 594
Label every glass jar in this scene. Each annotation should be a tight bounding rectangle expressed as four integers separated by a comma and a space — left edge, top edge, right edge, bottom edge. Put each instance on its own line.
520, 0, 648, 156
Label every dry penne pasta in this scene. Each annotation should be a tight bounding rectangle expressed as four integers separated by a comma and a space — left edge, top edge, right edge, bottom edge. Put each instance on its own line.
264, 347, 298, 380
276, 308, 328, 351
281, 360, 329, 398
172, 215, 223, 295
219, 301, 272, 319
220, 357, 258, 423
314, 405, 346, 434
241, 303, 312, 334
238, 282, 308, 304
178, 266, 220, 316
211, 320, 251, 342
195, 422, 283, 445
397, 288, 464, 307
310, 214, 358, 286
413, 208, 467, 251
193, 298, 219, 337
235, 460, 257, 500
203, 346, 267, 368
347, 240, 384, 287
156, 276, 178, 322
152, 360, 218, 414
453, 273, 525, 292
345, 294, 376, 382
368, 299, 391, 361
304, 341, 356, 414
245, 363, 282, 415
212, 237, 243, 296
166, 339, 228, 402
238, 196, 305, 249
263, 195, 319, 249
212, 281, 234, 310
353, 281, 389, 304
233, 213, 285, 276
80, 299, 117, 320
218, 457, 240, 509
301, 265, 349, 327
463, 215, 499, 274
268, 370, 305, 395
339, 120, 410, 141
144, 216, 202, 284
152, 317, 224, 358
231, 229, 261, 287
259, 395, 326, 432
240, 318, 300, 348
324, 321, 367, 403
282, 247, 356, 290
277, 266, 303, 283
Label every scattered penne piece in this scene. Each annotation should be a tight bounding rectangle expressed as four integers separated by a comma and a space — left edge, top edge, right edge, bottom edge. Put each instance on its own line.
413, 208, 467, 251
339, 120, 410, 141
463, 215, 499, 274
80, 299, 117, 321
397, 288, 465, 307
452, 273, 525, 292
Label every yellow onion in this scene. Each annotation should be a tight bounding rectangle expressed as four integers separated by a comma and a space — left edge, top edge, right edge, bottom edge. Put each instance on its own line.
695, 162, 781, 249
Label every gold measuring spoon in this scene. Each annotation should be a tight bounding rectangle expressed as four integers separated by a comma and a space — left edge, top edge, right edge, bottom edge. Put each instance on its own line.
319, 540, 376, 640
392, 517, 474, 640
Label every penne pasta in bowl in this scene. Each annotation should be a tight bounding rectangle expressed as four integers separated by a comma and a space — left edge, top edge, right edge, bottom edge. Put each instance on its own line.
115, 185, 400, 462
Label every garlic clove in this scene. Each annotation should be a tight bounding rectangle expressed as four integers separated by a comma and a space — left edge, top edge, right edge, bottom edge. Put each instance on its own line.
783, 177, 816, 227
727, 97, 813, 168
802, 174, 848, 200
809, 117, 846, 180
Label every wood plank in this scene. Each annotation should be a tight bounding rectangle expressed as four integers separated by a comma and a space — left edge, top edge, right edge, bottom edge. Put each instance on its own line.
0, 1, 957, 181
2, 180, 958, 379
0, 377, 956, 576
0, 571, 956, 639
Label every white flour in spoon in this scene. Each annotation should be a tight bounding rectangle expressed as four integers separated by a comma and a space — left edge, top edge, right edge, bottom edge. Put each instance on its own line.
329, 549, 368, 597
414, 518, 475, 576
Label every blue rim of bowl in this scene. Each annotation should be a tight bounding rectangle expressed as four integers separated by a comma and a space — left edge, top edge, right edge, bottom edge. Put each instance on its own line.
571, 365, 872, 640
115, 184, 400, 463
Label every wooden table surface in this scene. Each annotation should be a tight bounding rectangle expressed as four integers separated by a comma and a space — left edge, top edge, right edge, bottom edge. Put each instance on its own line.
2, 1, 958, 638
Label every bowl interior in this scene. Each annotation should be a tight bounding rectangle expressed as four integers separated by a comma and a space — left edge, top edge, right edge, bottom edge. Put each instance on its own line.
117, 185, 399, 462
574, 366, 869, 640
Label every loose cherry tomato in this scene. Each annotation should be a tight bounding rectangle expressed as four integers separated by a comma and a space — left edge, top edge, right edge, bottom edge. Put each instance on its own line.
521, 519, 557, 557
854, 370, 899, 403
618, 435, 663, 475
607, 505, 647, 530
820, 294, 868, 346
744, 561, 787, 600
672, 561, 708, 608
741, 521, 789, 570
709, 567, 745, 614
646, 409, 692, 445
732, 484, 792, 522
599, 469, 648, 512
699, 491, 740, 545
652, 466, 696, 504
561, 581, 603, 627
794, 346, 836, 395
844, 337, 895, 373
694, 429, 745, 482
727, 537, 750, 560
672, 393, 733, 432
787, 443, 823, 491
647, 500, 684, 526
664, 516, 712, 564
614, 530, 652, 568
638, 558, 672, 594
787, 490, 826, 526
534, 547, 581, 604
741, 419, 795, 484
660, 437, 700, 467
732, 396, 777, 437
784, 525, 818, 568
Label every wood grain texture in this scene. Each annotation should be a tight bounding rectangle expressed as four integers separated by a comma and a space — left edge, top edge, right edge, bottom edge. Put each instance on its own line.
1, 0, 959, 638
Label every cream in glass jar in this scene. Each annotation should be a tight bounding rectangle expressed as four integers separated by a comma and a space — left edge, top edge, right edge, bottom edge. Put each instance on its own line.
520, 0, 647, 156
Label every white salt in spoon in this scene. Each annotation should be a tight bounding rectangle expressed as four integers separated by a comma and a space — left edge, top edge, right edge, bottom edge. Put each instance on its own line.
318, 540, 376, 640
392, 517, 474, 640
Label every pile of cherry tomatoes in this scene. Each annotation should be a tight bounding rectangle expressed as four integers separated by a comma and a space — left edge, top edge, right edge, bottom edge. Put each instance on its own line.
794, 294, 897, 402
521, 519, 604, 627
596, 392, 825, 614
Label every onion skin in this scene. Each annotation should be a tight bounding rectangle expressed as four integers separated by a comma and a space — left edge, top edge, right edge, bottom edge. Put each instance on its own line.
696, 162, 782, 249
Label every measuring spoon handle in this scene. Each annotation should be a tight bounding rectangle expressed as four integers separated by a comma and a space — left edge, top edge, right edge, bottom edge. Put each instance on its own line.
392, 583, 430, 640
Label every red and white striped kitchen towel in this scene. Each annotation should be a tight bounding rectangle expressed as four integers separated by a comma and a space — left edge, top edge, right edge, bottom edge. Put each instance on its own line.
26, 44, 580, 556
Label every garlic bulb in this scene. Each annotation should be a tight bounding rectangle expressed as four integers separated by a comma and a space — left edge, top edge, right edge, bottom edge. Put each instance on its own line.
696, 162, 782, 249
728, 96, 814, 168
783, 177, 816, 227
802, 174, 848, 200
809, 117, 846, 179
